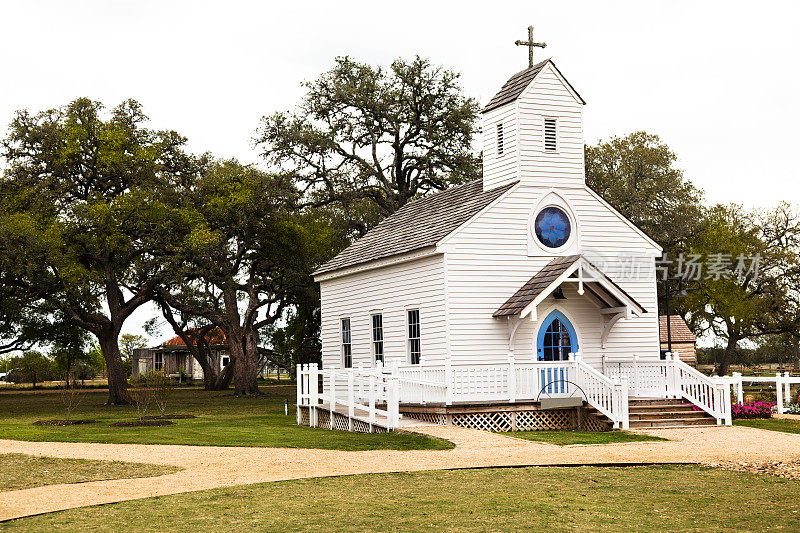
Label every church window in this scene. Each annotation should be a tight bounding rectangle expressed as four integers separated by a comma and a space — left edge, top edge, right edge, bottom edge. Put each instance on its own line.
371, 313, 384, 363
544, 117, 557, 152
341, 318, 352, 368
407, 309, 421, 364
535, 206, 571, 248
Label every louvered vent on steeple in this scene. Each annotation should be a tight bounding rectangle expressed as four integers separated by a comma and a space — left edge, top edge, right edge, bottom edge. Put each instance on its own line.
544, 117, 557, 152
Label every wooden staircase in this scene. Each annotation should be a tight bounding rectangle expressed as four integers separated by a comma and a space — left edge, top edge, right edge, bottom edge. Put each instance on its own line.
628, 399, 717, 429
590, 399, 718, 429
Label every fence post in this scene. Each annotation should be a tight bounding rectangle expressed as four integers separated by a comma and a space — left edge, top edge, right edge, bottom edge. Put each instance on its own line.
368, 374, 376, 433
664, 354, 674, 398
357, 362, 364, 401
632, 354, 640, 397
329, 369, 336, 430
619, 377, 630, 429
348, 370, 355, 431
776, 373, 785, 414
784, 371, 792, 405
309, 363, 319, 428
386, 379, 400, 429
733, 372, 744, 404
508, 353, 516, 403
296, 364, 303, 424
445, 358, 453, 405
723, 380, 733, 425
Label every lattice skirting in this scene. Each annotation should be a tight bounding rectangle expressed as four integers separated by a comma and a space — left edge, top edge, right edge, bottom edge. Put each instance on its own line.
401, 411, 447, 425
452, 408, 611, 432
296, 406, 388, 433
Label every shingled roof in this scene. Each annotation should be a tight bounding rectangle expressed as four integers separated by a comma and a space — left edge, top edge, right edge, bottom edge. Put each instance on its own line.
493, 255, 646, 318
493, 255, 580, 317
482, 59, 586, 114
314, 180, 517, 276
659, 315, 696, 344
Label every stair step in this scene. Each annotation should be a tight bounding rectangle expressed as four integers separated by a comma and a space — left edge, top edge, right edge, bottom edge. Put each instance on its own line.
629, 411, 709, 420
629, 418, 717, 428
629, 400, 691, 406
629, 404, 697, 412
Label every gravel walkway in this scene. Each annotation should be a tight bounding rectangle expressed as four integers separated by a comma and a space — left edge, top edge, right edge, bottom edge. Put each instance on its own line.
3, 424, 800, 521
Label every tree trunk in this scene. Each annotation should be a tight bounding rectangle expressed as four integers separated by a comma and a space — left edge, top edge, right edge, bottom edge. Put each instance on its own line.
97, 328, 128, 404
719, 336, 738, 376
231, 332, 259, 396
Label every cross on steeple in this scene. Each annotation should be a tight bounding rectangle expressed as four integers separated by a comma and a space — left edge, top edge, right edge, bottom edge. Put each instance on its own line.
515, 25, 547, 68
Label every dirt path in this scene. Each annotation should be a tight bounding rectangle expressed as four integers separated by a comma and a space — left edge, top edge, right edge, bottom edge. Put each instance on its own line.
3, 424, 800, 521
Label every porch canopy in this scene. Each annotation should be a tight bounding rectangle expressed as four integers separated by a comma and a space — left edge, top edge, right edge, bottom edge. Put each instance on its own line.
493, 255, 647, 349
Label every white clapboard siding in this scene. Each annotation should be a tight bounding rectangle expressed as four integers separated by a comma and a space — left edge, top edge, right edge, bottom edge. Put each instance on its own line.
482, 104, 518, 191
319, 254, 447, 370
441, 183, 661, 370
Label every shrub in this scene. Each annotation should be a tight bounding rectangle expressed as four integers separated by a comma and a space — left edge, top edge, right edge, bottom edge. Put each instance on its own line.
149, 370, 174, 417
731, 401, 775, 419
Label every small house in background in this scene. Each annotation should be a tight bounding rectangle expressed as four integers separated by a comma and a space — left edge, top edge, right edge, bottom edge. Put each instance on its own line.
659, 315, 697, 366
131, 328, 229, 380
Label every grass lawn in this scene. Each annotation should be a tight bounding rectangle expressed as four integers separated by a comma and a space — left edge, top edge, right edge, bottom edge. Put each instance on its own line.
5, 465, 800, 531
0, 453, 179, 491
0, 386, 452, 451
735, 417, 800, 435
502, 430, 667, 445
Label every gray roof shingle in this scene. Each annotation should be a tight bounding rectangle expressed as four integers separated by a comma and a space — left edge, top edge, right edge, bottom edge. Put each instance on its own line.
493, 255, 580, 317
314, 180, 517, 276
493, 255, 646, 317
482, 59, 586, 114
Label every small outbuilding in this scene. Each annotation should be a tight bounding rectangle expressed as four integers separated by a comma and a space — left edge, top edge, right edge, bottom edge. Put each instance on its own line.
659, 315, 697, 366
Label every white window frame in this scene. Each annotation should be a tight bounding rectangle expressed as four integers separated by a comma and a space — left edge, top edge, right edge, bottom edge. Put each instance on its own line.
543, 116, 558, 153
407, 309, 421, 365
371, 313, 384, 364
341, 317, 352, 368
154, 352, 163, 371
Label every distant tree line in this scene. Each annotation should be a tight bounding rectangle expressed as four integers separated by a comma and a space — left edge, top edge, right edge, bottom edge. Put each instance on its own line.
1, 56, 798, 406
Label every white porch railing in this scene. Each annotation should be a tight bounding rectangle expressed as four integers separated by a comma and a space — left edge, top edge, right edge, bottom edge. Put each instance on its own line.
297, 356, 631, 430
297, 363, 401, 431
730, 372, 800, 414
296, 354, 741, 432
604, 355, 732, 425
672, 357, 732, 425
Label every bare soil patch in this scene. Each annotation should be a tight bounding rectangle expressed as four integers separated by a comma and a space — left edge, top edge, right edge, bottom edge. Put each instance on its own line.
33, 420, 96, 426
109, 420, 174, 427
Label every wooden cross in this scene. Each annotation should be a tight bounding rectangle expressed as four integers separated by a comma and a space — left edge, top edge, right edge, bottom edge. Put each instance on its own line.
515, 26, 547, 68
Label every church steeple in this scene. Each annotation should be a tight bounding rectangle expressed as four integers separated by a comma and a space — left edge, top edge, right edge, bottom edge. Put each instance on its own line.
481, 54, 586, 192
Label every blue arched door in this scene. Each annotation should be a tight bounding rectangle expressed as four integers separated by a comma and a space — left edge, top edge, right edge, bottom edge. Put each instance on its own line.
537, 310, 578, 361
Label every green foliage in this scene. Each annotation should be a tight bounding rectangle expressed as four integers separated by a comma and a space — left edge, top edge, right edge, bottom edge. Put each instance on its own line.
684, 203, 800, 373
119, 334, 148, 359
258, 56, 481, 234
0, 97, 200, 403
7, 350, 54, 387
585, 131, 705, 252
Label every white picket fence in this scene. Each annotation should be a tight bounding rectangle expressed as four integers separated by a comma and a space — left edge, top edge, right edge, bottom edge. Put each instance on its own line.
730, 372, 800, 414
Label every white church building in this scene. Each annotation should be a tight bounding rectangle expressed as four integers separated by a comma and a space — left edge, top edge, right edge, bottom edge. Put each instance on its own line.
297, 57, 733, 433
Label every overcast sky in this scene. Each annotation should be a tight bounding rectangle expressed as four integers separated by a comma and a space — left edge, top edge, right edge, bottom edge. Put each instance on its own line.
1, 1, 798, 344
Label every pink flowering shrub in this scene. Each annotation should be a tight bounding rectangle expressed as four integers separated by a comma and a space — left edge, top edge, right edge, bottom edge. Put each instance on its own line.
731, 401, 774, 419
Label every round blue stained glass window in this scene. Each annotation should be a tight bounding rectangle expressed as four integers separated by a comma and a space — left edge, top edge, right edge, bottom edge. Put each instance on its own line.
535, 206, 571, 248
